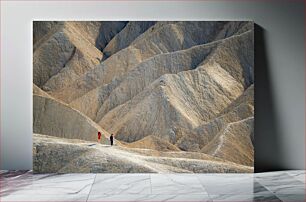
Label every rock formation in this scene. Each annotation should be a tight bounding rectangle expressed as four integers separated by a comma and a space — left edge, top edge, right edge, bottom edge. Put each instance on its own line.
103, 21, 156, 57
94, 21, 128, 52
33, 22, 103, 89
46, 21, 251, 103
70, 41, 218, 121
33, 87, 109, 142
33, 21, 254, 173
124, 135, 180, 152
98, 30, 253, 143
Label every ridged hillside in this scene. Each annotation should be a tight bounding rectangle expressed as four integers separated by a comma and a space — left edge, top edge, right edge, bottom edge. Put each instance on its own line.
33, 21, 254, 173
46, 21, 251, 103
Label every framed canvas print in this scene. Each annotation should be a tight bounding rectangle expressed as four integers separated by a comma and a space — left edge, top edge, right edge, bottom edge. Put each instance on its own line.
33, 21, 254, 173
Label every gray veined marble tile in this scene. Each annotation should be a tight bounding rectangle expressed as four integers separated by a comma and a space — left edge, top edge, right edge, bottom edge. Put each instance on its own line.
0, 170, 31, 179
88, 194, 212, 202
2, 170, 306, 202
1, 173, 96, 195
286, 170, 306, 183
197, 173, 254, 184
256, 173, 305, 195
255, 172, 299, 183
0, 170, 8, 175
0, 194, 88, 202
90, 174, 151, 195
150, 174, 208, 195
253, 181, 276, 195
0, 173, 54, 196
265, 183, 305, 195
88, 194, 142, 202
255, 171, 297, 181
141, 194, 212, 202
252, 194, 282, 202
275, 194, 306, 202
197, 173, 255, 195
210, 194, 282, 202
286, 170, 306, 174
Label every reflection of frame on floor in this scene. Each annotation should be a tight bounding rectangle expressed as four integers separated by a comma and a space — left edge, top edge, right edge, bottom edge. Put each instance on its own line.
3, 170, 304, 201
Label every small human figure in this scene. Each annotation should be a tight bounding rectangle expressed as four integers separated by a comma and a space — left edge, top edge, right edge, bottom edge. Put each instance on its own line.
110, 134, 114, 146
98, 131, 101, 143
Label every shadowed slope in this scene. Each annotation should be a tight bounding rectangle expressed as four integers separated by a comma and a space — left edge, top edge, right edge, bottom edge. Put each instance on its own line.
103, 21, 156, 57
33, 94, 109, 142
176, 84, 254, 153
33, 22, 102, 89
201, 117, 254, 166
70, 41, 218, 121
95, 21, 128, 51
98, 30, 253, 142
48, 21, 251, 104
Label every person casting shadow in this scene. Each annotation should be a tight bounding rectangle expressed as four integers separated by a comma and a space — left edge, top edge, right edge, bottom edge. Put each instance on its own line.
110, 134, 114, 146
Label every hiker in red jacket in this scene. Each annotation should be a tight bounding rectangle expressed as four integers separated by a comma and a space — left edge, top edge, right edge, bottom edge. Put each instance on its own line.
98, 131, 102, 143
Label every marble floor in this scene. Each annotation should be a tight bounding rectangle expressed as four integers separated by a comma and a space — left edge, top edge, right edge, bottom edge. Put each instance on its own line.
0, 170, 305, 202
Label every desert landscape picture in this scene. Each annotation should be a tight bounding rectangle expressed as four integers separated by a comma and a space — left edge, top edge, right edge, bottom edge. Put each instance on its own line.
33, 21, 254, 173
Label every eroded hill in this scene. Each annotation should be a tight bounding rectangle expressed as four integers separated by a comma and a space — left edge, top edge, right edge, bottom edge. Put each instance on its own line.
33, 21, 254, 173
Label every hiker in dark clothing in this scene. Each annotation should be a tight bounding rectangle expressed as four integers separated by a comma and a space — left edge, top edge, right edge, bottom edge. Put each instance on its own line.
110, 134, 114, 146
